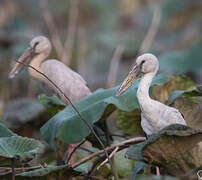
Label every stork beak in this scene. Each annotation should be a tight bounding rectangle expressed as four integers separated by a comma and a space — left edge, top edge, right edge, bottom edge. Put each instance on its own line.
116, 63, 141, 96
9, 46, 35, 79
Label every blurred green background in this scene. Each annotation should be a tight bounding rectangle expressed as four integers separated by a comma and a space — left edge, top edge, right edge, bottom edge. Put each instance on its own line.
0, 0, 202, 127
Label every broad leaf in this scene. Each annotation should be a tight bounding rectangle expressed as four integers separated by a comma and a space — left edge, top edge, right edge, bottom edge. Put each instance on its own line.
0, 136, 43, 166
131, 161, 147, 180
126, 124, 202, 177
152, 75, 195, 103
3, 98, 45, 126
38, 94, 65, 116
117, 109, 144, 136
41, 74, 169, 149
0, 123, 15, 137
159, 40, 202, 75
167, 86, 202, 129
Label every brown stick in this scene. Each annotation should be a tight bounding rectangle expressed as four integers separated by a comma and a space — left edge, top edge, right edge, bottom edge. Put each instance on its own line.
72, 137, 146, 168
97, 146, 119, 169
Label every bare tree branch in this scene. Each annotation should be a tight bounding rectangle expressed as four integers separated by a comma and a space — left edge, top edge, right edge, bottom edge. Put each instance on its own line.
72, 137, 146, 169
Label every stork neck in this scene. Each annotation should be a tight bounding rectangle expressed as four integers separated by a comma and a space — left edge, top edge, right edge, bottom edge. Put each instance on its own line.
137, 72, 156, 106
29, 53, 48, 81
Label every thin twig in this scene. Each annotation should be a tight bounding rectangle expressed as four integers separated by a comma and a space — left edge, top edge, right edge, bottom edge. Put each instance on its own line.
86, 155, 106, 179
97, 146, 119, 170
72, 137, 146, 169
14, 60, 117, 180
65, 139, 86, 164
139, 0, 162, 54
106, 45, 124, 88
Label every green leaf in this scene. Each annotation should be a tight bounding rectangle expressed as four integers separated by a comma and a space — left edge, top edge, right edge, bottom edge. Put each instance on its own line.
159, 40, 202, 75
126, 124, 202, 177
113, 144, 134, 178
131, 161, 147, 180
74, 162, 93, 173
117, 109, 144, 136
0, 123, 15, 137
0, 136, 43, 166
167, 85, 202, 105
17, 165, 67, 177
17, 164, 80, 178
40, 73, 169, 149
166, 90, 185, 104
38, 94, 65, 116
3, 98, 45, 125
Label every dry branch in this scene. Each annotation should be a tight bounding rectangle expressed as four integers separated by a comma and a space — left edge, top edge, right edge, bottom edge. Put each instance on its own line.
72, 137, 146, 169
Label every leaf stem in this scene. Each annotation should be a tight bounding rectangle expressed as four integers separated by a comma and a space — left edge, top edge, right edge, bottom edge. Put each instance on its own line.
11, 159, 15, 180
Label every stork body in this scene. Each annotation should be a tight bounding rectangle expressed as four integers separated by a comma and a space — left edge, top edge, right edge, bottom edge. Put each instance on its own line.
117, 53, 186, 135
9, 36, 91, 164
9, 36, 91, 104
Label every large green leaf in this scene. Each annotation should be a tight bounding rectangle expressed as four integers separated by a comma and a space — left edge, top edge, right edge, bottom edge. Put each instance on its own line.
38, 94, 66, 116
126, 124, 202, 177
3, 98, 45, 126
159, 40, 202, 75
167, 85, 202, 105
117, 109, 144, 136
166, 86, 202, 129
0, 123, 15, 137
41, 74, 169, 149
0, 136, 43, 166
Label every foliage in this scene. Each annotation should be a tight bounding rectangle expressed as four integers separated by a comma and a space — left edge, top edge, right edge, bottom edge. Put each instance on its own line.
0, 136, 43, 166
41, 74, 169, 149
1, 0, 202, 179
0, 123, 15, 137
3, 98, 45, 126
126, 124, 202, 178
38, 94, 65, 116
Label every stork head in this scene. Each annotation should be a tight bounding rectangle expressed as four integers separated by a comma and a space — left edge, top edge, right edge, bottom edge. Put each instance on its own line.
116, 53, 159, 96
9, 36, 51, 79
30, 36, 51, 55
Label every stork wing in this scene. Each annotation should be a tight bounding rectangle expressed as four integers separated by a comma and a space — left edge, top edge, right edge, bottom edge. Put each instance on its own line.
40, 59, 91, 104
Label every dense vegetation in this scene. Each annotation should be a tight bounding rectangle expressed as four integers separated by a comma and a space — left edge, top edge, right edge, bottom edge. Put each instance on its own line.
0, 0, 202, 179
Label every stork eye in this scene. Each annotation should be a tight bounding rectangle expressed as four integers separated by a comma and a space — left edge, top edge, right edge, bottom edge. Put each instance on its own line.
33, 42, 39, 49
141, 60, 145, 64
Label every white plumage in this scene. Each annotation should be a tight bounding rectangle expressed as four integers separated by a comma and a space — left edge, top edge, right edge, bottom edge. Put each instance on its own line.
117, 53, 186, 135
